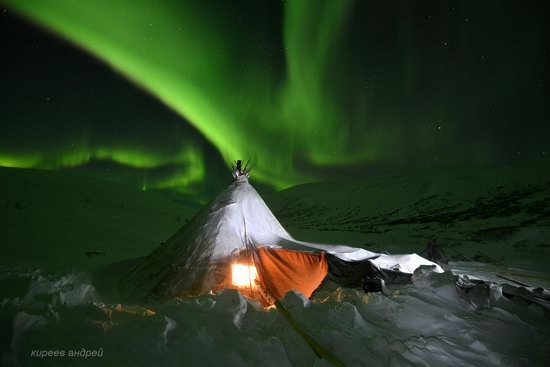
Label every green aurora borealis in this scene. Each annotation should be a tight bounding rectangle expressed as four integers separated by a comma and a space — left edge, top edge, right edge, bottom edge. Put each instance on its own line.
1, 0, 549, 197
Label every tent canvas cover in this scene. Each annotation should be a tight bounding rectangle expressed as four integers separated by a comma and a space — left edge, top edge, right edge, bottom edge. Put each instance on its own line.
121, 168, 442, 306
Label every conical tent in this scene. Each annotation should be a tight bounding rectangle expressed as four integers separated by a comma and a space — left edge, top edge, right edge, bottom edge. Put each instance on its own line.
121, 170, 442, 305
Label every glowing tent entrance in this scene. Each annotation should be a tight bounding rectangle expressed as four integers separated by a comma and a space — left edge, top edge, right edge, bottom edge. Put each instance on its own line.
219, 247, 328, 306
121, 161, 442, 305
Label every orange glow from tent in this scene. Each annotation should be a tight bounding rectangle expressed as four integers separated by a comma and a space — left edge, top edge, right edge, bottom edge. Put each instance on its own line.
231, 263, 258, 288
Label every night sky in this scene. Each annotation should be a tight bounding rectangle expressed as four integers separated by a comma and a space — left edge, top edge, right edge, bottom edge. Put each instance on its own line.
1, 0, 549, 200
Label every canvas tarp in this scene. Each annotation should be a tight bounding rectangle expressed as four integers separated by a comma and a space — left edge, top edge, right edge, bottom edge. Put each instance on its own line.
254, 247, 328, 306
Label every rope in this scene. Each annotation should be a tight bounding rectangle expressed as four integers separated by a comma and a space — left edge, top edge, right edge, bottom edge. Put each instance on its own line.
274, 300, 345, 367
240, 211, 344, 366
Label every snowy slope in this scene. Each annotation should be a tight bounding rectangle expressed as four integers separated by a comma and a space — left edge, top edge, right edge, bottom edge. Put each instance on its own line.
0, 167, 197, 272
267, 161, 550, 269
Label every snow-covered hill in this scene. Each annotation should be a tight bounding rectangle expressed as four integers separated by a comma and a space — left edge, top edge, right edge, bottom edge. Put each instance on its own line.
0, 167, 197, 272
268, 161, 550, 269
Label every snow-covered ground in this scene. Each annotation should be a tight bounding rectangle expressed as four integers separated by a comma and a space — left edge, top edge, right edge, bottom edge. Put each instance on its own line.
1, 164, 549, 366
1, 264, 549, 366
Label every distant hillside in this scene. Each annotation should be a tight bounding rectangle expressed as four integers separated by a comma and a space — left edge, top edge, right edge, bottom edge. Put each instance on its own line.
267, 161, 550, 266
0, 167, 197, 272
2, 162, 549, 273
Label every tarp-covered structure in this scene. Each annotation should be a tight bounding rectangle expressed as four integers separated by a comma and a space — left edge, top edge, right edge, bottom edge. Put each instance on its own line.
121, 170, 442, 306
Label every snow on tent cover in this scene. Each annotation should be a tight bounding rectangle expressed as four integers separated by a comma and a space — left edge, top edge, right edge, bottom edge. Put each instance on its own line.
120, 161, 443, 306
